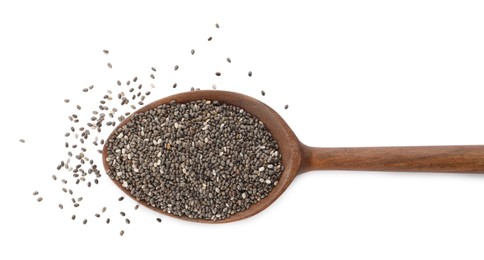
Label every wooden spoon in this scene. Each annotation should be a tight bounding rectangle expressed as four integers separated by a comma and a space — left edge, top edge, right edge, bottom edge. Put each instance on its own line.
102, 90, 484, 223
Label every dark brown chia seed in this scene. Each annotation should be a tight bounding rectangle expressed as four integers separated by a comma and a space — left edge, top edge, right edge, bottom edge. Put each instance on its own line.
64, 99, 70, 103
208, 36, 212, 41
125, 218, 130, 224
58, 204, 63, 209
174, 65, 179, 71
103, 50, 109, 54
156, 218, 162, 223
107, 63, 112, 68
37, 197, 43, 202
284, 104, 289, 109
120, 211, 125, 217
106, 100, 283, 221
120, 230, 124, 236
72, 215, 76, 220
215, 23, 219, 28
19, 139, 25, 143
118, 196, 124, 201
106, 218, 110, 224
261, 90, 265, 96
173, 83, 177, 88
248, 71, 252, 77
191, 49, 195, 55
215, 72, 221, 76
226, 57, 231, 63
83, 219, 87, 225
33, 191, 39, 196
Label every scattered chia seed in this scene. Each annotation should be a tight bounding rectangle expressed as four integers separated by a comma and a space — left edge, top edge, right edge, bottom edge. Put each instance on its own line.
106, 100, 283, 221
82, 88, 88, 92
208, 36, 212, 41
125, 218, 130, 224
83, 219, 87, 225
174, 65, 179, 71
33, 191, 39, 196
151, 67, 156, 72
173, 83, 177, 88
120, 230, 124, 236
72, 215, 76, 220
248, 71, 252, 77
64, 99, 70, 103
107, 63, 112, 68
120, 212, 125, 217
103, 50, 109, 54
95, 214, 100, 218
106, 218, 110, 224
215, 72, 221, 76
58, 204, 63, 209
118, 196, 124, 201
102, 207, 107, 213
19, 139, 25, 143
227, 57, 231, 63
261, 90, 265, 96
117, 80, 121, 86
284, 104, 289, 109
215, 23, 219, 28
37, 197, 43, 202
191, 49, 195, 55
76, 105, 81, 110
156, 218, 162, 223
134, 204, 139, 210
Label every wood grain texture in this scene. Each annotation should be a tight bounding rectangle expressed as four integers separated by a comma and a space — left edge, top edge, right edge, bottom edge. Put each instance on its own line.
299, 145, 484, 174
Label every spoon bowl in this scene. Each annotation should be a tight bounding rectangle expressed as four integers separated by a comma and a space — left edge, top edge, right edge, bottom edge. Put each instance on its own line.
103, 90, 484, 223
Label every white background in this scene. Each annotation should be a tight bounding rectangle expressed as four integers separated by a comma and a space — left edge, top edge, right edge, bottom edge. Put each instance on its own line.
1, 1, 484, 259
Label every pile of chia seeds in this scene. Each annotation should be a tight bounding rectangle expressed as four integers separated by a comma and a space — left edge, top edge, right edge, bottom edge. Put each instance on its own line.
106, 100, 283, 221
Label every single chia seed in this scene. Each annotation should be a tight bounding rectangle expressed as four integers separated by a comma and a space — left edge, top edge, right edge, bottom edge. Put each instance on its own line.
215, 72, 221, 76
226, 57, 231, 63
208, 36, 212, 41
19, 139, 25, 143
83, 219, 87, 225
248, 71, 252, 77
120, 230, 124, 236
37, 197, 43, 202
261, 90, 265, 96
156, 218, 162, 223
103, 50, 109, 54
191, 49, 195, 55
284, 104, 289, 109
106, 99, 283, 221
33, 191, 39, 196
174, 65, 179, 71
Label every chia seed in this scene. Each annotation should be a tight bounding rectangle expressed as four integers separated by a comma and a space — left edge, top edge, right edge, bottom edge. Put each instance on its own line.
106, 100, 283, 221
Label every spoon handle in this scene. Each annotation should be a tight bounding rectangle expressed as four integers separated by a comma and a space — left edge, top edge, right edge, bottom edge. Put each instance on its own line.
299, 145, 484, 174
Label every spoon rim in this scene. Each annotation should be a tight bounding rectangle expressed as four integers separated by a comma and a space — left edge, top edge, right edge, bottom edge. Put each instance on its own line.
102, 90, 301, 223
